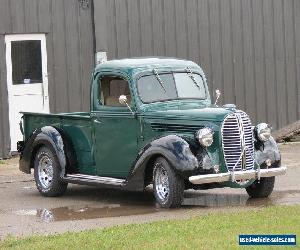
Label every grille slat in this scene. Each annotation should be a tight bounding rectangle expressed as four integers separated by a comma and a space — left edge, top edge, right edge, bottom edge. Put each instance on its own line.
150, 123, 203, 134
222, 111, 254, 171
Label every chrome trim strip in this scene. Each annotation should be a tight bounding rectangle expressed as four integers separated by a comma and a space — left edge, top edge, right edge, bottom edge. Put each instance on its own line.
64, 174, 125, 186
189, 166, 287, 185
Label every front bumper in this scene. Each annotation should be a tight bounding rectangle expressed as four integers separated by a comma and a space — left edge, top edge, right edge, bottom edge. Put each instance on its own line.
189, 166, 287, 185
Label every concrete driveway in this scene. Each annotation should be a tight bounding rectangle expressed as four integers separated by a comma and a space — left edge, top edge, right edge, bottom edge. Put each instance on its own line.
0, 143, 299, 239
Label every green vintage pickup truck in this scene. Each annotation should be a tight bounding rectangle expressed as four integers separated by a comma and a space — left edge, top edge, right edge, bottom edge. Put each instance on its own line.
18, 58, 286, 208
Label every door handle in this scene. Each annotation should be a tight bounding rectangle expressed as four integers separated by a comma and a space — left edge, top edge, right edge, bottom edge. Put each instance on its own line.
91, 113, 102, 123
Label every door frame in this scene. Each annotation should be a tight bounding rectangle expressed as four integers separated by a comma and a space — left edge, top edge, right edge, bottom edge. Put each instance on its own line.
5, 33, 49, 151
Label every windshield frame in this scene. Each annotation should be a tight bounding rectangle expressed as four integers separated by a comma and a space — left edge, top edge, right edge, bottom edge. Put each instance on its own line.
136, 70, 208, 104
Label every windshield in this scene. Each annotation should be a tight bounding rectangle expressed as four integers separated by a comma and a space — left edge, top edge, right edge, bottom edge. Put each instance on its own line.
137, 72, 207, 103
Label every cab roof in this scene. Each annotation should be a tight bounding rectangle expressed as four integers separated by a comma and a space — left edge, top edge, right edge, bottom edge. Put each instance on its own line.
94, 57, 201, 75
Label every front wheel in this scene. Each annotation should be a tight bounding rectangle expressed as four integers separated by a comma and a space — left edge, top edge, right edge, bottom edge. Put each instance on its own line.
246, 177, 275, 198
153, 157, 184, 208
34, 146, 68, 197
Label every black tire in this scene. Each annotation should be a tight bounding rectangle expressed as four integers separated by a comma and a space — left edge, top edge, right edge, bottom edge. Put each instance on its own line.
153, 157, 184, 208
246, 177, 275, 198
34, 146, 68, 197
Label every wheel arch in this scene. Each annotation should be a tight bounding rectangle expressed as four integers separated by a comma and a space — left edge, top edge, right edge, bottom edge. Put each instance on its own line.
125, 135, 199, 191
19, 126, 77, 177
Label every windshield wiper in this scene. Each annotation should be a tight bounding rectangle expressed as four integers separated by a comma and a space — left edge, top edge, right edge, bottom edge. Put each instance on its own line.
186, 67, 201, 89
153, 68, 167, 93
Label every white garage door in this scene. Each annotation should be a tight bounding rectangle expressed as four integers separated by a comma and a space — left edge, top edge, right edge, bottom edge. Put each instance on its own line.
5, 34, 49, 152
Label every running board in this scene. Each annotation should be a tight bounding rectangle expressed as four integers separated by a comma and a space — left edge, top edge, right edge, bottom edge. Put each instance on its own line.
63, 174, 126, 186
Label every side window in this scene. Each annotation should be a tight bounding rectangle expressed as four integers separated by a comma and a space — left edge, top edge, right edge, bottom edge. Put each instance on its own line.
99, 76, 131, 106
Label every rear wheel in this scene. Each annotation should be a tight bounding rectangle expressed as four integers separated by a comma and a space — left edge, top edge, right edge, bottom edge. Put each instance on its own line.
246, 177, 275, 198
153, 157, 184, 208
34, 146, 68, 197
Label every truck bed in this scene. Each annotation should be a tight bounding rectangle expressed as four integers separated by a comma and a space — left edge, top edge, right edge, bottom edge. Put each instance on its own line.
21, 112, 95, 174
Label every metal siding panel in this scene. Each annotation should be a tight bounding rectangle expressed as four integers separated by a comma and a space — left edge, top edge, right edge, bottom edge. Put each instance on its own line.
0, 0, 11, 34
9, 0, 25, 33
283, 0, 297, 124
186, 0, 199, 63
252, 0, 266, 123
77, 4, 94, 111
51, 0, 68, 112
208, 0, 223, 96
263, 0, 278, 128
127, 0, 141, 57
64, 1, 82, 112
140, 0, 153, 56
93, 0, 108, 51
151, 0, 164, 56
231, 0, 246, 111
38, 0, 51, 32
197, 0, 213, 93
294, 0, 300, 121
115, 0, 129, 58
241, 0, 256, 121
163, 0, 176, 56
24, 0, 39, 33
273, 0, 287, 129
174, 0, 187, 58
220, 0, 234, 104
106, 0, 117, 59
0, 35, 11, 157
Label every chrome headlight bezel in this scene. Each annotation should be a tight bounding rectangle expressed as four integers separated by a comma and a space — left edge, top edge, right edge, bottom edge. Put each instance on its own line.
195, 127, 214, 147
256, 123, 271, 142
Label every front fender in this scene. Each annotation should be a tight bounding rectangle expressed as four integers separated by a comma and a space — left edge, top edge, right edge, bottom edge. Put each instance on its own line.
140, 135, 199, 174
255, 136, 281, 167
125, 135, 205, 191
19, 126, 75, 177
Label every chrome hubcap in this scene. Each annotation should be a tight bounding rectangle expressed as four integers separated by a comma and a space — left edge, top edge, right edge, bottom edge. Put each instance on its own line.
154, 164, 169, 202
38, 155, 54, 189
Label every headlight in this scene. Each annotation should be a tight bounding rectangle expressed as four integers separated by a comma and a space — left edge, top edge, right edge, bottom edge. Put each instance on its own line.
256, 123, 271, 141
196, 128, 214, 147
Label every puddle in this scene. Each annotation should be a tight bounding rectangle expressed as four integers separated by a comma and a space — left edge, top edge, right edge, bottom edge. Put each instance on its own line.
11, 190, 300, 223
183, 190, 300, 207
14, 204, 160, 223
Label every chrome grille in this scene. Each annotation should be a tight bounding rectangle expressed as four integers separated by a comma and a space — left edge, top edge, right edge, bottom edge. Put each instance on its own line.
222, 111, 254, 171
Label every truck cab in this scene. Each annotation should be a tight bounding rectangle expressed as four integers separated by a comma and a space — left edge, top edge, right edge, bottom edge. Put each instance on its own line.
19, 58, 286, 208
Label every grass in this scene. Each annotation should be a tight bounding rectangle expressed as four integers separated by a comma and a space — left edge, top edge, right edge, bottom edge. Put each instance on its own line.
0, 160, 4, 165
1, 205, 299, 250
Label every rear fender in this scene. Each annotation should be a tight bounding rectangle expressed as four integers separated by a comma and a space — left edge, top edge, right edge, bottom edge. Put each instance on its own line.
19, 126, 76, 177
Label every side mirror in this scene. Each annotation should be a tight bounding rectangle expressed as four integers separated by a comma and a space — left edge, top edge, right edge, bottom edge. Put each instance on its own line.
214, 89, 221, 106
119, 95, 128, 105
119, 95, 134, 115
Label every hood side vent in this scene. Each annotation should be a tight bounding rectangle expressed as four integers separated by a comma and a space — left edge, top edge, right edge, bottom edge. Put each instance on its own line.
151, 123, 203, 134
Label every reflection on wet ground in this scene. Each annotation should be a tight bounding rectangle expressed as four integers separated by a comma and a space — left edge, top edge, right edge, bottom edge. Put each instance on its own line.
15, 204, 160, 223
183, 190, 300, 207
11, 189, 300, 223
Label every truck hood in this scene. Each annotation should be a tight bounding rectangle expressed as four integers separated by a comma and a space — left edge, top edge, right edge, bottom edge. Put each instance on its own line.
141, 106, 233, 122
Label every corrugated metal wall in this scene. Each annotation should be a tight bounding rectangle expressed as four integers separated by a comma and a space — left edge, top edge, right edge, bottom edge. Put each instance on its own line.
105, 0, 300, 130
1, 0, 300, 158
0, 0, 94, 158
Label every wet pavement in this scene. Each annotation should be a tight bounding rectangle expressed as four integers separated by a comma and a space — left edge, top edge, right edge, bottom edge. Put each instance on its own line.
0, 143, 299, 239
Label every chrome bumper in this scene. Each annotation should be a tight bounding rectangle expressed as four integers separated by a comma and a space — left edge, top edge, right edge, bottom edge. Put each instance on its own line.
189, 166, 287, 185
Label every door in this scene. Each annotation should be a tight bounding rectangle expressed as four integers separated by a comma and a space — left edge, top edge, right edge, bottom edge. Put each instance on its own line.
92, 75, 138, 178
5, 34, 49, 151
